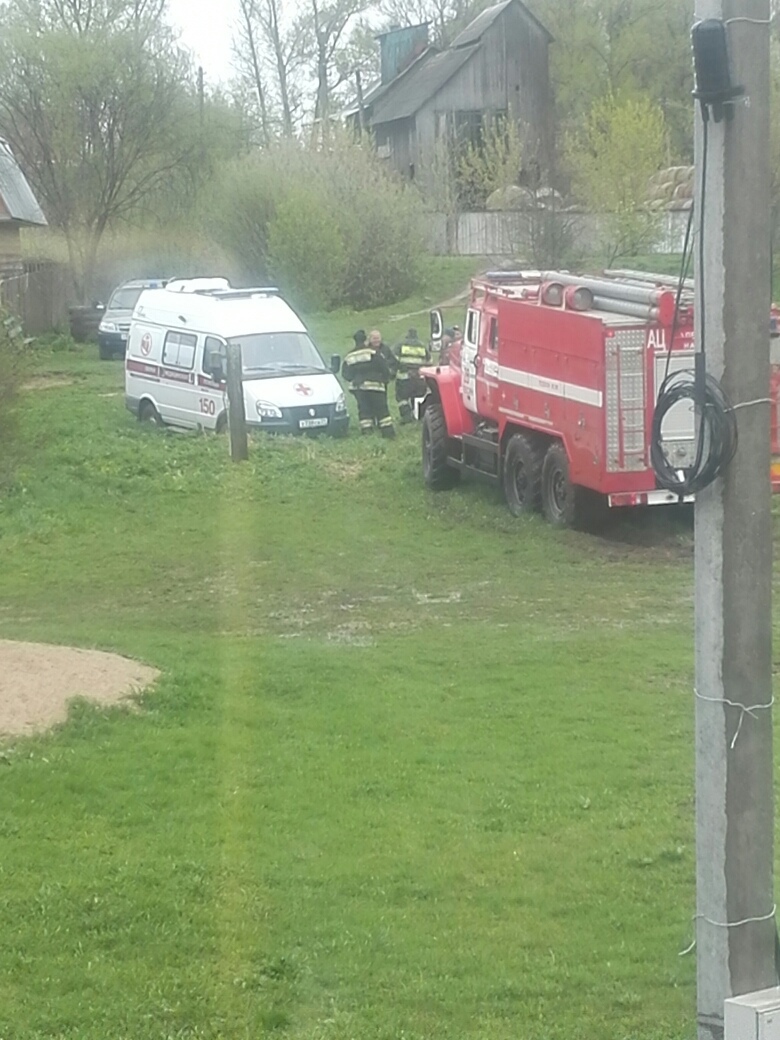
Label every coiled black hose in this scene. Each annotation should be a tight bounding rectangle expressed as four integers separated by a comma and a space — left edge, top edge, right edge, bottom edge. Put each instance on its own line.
651, 359, 738, 496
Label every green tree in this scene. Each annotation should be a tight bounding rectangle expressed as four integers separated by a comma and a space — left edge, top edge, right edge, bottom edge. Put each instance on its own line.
207, 131, 422, 309
0, 0, 207, 299
565, 91, 667, 262
528, 0, 692, 162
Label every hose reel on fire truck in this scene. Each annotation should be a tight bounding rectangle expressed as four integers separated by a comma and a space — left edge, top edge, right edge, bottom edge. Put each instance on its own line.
649, 16, 743, 498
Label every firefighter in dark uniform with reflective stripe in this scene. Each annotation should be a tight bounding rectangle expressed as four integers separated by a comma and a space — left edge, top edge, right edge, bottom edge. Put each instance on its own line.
342, 328, 397, 437
393, 327, 430, 423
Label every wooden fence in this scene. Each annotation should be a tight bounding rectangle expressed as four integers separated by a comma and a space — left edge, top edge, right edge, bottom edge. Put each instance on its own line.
424, 209, 692, 257
0, 260, 72, 335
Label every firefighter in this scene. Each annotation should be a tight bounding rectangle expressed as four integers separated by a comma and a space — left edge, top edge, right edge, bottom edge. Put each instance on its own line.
342, 328, 397, 437
393, 327, 430, 423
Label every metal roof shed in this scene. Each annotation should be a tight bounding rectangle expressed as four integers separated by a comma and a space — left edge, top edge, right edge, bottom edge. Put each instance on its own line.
0, 139, 47, 227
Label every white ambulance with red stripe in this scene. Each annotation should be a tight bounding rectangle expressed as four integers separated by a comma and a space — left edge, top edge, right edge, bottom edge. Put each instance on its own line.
125, 281, 349, 436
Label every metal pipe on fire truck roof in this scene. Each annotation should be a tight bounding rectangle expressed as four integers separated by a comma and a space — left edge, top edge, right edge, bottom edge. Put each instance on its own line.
604, 268, 695, 291
590, 295, 661, 321
540, 271, 670, 307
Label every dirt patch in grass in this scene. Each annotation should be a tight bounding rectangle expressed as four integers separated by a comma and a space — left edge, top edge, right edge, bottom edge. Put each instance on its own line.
0, 640, 159, 737
321, 458, 366, 481
20, 376, 75, 392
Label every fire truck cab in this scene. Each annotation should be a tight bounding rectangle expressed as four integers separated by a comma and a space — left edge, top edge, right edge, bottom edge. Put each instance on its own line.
421, 270, 780, 527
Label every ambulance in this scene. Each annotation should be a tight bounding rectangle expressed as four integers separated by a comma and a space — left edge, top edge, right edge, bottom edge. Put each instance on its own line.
124, 280, 349, 436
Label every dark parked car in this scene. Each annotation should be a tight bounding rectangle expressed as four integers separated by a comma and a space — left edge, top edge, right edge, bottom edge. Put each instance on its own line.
98, 278, 168, 360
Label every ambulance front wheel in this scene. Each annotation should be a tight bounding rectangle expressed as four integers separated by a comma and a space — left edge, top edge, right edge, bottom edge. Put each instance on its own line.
138, 400, 162, 427
215, 412, 227, 434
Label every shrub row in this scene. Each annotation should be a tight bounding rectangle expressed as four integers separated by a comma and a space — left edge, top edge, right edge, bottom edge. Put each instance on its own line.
207, 132, 424, 311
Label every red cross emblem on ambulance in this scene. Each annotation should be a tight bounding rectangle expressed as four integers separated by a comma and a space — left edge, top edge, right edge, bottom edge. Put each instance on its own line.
294, 383, 313, 396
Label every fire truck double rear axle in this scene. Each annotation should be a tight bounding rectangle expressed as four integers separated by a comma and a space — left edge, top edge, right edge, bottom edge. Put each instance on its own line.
420, 270, 780, 527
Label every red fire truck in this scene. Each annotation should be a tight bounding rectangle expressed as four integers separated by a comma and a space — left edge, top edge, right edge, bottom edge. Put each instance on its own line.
421, 269, 780, 527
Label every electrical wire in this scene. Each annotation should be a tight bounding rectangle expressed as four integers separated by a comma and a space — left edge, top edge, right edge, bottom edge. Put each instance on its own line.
663, 200, 695, 383
651, 109, 739, 496
724, 15, 774, 25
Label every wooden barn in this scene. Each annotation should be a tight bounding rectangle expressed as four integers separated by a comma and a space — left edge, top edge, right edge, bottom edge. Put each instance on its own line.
360, 0, 553, 191
0, 137, 47, 277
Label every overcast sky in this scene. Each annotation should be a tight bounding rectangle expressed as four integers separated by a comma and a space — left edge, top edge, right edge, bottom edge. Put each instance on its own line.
167, 0, 240, 85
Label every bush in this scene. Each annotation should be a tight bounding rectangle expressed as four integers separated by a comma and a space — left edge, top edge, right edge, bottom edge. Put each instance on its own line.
207, 132, 424, 310
267, 192, 346, 311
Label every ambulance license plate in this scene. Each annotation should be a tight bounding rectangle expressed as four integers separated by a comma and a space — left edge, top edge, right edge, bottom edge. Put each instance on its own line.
299, 417, 328, 428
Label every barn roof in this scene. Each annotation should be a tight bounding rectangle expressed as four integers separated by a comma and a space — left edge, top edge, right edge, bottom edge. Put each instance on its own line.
450, 0, 553, 47
370, 45, 478, 124
0, 139, 46, 226
450, 0, 512, 47
368, 0, 552, 126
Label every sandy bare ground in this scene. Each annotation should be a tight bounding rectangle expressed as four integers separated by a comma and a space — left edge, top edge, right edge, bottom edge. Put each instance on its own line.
0, 640, 159, 737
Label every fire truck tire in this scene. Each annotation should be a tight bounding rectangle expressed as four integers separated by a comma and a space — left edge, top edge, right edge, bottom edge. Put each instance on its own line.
422, 403, 459, 490
503, 433, 543, 516
541, 442, 582, 528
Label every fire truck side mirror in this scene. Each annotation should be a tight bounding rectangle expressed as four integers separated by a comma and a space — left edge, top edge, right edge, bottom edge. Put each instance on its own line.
430, 309, 443, 343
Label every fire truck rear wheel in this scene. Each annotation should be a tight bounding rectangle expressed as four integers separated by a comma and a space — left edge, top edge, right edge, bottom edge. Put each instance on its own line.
503, 433, 543, 516
541, 442, 581, 528
422, 402, 459, 490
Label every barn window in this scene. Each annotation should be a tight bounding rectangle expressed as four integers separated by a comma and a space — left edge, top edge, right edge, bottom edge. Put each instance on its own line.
447, 110, 512, 210
453, 110, 484, 150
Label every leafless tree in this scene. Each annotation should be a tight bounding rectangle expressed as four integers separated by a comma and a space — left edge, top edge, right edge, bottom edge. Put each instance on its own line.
0, 2, 203, 297
253, 0, 301, 136
306, 0, 370, 134
236, 0, 272, 146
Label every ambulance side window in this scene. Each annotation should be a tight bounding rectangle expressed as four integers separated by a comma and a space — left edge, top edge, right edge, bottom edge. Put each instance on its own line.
162, 330, 197, 370
203, 336, 225, 375
488, 317, 498, 352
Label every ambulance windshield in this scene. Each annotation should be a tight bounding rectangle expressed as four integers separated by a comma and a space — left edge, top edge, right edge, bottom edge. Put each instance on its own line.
232, 332, 328, 377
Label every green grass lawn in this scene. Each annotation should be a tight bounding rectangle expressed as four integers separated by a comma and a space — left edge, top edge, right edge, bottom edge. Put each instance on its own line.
0, 264, 768, 1039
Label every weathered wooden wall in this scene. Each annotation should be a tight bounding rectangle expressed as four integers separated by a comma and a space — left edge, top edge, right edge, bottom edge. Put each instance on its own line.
0, 259, 72, 334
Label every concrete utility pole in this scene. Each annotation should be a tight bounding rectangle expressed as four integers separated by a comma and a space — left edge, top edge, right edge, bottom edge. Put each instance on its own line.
225, 342, 249, 462
694, 2, 775, 1038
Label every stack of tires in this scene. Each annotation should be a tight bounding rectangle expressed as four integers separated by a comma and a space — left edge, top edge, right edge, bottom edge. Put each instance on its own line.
68, 305, 103, 343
